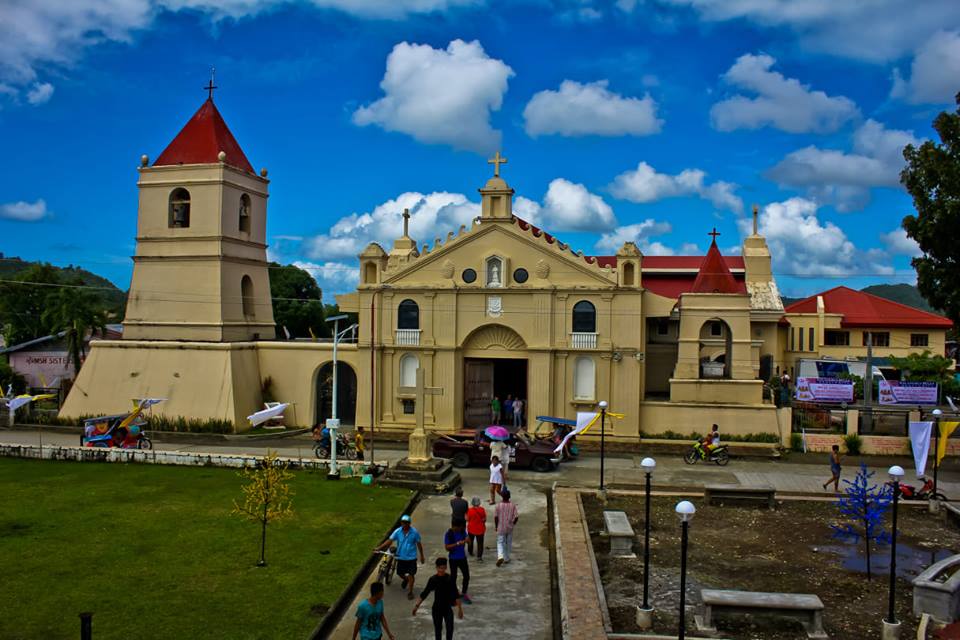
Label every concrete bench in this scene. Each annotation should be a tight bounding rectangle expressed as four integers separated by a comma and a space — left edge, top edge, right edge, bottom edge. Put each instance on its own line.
914, 554, 960, 623
603, 510, 635, 558
704, 483, 776, 509
696, 589, 828, 639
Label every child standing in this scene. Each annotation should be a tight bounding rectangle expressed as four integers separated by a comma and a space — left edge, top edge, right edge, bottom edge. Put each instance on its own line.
466, 497, 487, 562
489, 456, 504, 505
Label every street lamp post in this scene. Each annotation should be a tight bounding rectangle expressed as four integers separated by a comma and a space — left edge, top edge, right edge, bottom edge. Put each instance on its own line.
325, 314, 350, 480
636, 457, 656, 630
884, 465, 905, 640
932, 409, 943, 504
598, 400, 608, 491
676, 500, 696, 640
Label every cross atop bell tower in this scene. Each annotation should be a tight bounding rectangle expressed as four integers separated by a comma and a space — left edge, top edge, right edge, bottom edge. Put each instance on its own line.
204, 67, 217, 100
479, 152, 514, 221
488, 151, 507, 177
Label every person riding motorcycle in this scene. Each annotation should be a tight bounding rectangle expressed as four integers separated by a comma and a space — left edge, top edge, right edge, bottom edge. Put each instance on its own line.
697, 424, 721, 459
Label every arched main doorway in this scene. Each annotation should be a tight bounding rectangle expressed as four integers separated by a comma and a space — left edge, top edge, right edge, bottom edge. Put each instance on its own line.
315, 362, 357, 426
462, 324, 528, 429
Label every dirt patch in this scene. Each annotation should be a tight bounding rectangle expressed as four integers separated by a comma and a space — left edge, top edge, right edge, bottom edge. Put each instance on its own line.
583, 494, 960, 639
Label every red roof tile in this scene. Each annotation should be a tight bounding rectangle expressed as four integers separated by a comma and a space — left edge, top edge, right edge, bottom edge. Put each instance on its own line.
784, 286, 952, 329
154, 98, 254, 174
691, 239, 745, 294
643, 255, 744, 270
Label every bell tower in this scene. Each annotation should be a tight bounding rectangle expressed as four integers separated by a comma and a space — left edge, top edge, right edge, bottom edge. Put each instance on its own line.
123, 93, 276, 341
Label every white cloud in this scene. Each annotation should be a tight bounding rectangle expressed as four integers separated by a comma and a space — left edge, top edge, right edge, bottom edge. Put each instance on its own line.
739, 197, 893, 276
654, 0, 960, 63
710, 53, 858, 133
523, 80, 662, 137
0, 199, 49, 221
891, 30, 960, 105
766, 119, 921, 211
0, 1, 480, 103
881, 228, 922, 257
594, 220, 672, 253
25, 82, 54, 105
352, 39, 513, 153
537, 178, 617, 232
609, 161, 743, 213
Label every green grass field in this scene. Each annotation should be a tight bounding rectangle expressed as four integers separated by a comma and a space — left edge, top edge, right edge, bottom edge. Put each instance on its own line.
0, 458, 412, 640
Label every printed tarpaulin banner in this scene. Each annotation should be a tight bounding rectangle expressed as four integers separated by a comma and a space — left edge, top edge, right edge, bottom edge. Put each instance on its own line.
909, 421, 933, 478
794, 377, 854, 403
879, 381, 939, 405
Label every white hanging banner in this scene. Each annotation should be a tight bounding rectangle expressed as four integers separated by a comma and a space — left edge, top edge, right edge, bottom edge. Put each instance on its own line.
247, 403, 289, 427
909, 421, 933, 478
553, 411, 599, 454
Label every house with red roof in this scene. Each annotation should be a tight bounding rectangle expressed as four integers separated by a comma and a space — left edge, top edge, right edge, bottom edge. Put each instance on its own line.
781, 286, 953, 377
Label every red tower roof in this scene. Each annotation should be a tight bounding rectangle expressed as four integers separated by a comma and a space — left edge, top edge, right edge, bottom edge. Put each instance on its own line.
153, 98, 254, 174
691, 237, 744, 294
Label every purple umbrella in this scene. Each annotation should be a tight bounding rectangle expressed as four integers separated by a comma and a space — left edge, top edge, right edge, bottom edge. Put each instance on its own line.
484, 426, 510, 441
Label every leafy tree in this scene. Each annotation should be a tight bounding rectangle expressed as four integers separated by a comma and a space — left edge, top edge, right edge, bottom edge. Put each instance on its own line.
41, 280, 108, 377
268, 263, 326, 339
232, 450, 295, 567
888, 350, 954, 382
0, 264, 60, 345
830, 463, 893, 580
901, 92, 960, 326
0, 359, 26, 395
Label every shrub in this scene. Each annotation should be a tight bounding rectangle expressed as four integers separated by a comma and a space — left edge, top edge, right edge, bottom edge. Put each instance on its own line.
843, 433, 863, 456
790, 433, 804, 451
22, 412, 234, 434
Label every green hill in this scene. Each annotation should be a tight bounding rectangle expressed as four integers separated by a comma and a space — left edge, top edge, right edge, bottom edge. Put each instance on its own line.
0, 254, 126, 310
860, 283, 937, 314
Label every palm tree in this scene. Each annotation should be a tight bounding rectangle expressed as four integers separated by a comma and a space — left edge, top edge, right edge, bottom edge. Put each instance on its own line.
42, 285, 109, 378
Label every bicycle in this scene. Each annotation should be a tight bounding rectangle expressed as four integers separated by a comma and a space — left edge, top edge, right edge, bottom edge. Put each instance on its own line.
375, 547, 397, 585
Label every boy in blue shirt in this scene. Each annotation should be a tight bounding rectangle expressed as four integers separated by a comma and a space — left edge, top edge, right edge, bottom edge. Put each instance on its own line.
353, 582, 394, 640
375, 514, 425, 600
444, 518, 471, 604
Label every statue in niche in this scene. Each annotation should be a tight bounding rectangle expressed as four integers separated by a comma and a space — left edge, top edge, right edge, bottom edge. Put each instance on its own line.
487, 259, 502, 286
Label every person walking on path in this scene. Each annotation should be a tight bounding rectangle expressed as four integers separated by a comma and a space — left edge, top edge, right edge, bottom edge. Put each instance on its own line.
412, 558, 464, 640
466, 496, 487, 562
374, 514, 425, 600
355, 426, 366, 462
489, 456, 504, 505
491, 396, 501, 425
444, 519, 472, 604
352, 582, 395, 640
494, 489, 519, 567
450, 486, 468, 525
823, 444, 843, 492
512, 397, 523, 428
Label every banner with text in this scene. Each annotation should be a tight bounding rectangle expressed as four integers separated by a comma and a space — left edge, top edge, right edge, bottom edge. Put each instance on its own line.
879, 380, 939, 405
795, 377, 854, 403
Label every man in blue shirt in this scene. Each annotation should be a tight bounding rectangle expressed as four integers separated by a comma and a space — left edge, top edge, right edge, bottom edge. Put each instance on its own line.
353, 582, 394, 640
375, 514, 425, 600
444, 519, 472, 604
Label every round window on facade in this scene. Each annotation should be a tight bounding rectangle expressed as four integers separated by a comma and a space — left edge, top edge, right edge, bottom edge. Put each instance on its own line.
462, 268, 477, 283
513, 268, 529, 283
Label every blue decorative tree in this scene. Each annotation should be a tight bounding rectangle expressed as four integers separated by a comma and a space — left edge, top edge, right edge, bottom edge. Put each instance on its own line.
830, 462, 893, 580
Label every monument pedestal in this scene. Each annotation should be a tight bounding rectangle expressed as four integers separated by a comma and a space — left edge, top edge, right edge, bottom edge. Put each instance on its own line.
381, 456, 461, 493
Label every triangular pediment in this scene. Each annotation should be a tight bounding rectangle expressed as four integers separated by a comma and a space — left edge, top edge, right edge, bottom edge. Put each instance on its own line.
382, 220, 617, 288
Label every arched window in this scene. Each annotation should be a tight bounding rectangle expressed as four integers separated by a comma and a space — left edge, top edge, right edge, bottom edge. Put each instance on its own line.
400, 353, 418, 388
241, 275, 254, 318
169, 188, 191, 228
239, 193, 251, 233
363, 262, 377, 284
623, 262, 635, 286
572, 300, 596, 333
573, 356, 595, 400
485, 256, 503, 287
397, 299, 419, 329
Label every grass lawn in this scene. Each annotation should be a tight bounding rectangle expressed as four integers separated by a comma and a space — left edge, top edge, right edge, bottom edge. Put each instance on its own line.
0, 458, 412, 640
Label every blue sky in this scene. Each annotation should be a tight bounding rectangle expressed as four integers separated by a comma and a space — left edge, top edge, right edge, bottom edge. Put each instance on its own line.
1, 0, 958, 300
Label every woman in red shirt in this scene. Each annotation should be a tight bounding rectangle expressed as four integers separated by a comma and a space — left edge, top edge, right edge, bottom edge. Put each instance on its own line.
465, 497, 487, 562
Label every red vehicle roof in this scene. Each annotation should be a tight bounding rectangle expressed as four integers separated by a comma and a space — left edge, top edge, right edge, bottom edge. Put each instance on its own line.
784, 286, 952, 329
154, 98, 255, 174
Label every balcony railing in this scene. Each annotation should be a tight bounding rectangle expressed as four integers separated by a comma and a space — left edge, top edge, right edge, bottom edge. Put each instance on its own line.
570, 332, 598, 349
395, 329, 421, 346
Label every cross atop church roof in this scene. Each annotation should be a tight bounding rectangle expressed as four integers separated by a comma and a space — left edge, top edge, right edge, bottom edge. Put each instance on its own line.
488, 151, 507, 177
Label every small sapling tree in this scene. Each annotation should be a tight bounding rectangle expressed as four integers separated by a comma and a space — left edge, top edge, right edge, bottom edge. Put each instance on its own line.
233, 450, 294, 567
830, 462, 893, 579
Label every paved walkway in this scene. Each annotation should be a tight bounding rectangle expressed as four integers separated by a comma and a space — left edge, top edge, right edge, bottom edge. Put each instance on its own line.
329, 479, 552, 640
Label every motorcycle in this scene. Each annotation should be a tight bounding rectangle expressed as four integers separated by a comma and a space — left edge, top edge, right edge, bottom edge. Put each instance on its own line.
314, 432, 358, 460
683, 441, 730, 466
898, 477, 948, 501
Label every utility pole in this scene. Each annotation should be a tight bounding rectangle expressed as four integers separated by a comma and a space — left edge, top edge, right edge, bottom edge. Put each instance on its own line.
863, 331, 873, 433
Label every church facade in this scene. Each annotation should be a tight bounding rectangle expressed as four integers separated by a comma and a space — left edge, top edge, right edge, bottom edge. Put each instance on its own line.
63, 96, 791, 441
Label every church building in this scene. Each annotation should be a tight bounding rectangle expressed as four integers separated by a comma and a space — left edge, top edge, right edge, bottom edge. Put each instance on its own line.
62, 95, 791, 441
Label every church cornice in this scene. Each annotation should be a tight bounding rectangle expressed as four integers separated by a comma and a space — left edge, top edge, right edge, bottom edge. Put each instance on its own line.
135, 235, 268, 249
132, 254, 270, 267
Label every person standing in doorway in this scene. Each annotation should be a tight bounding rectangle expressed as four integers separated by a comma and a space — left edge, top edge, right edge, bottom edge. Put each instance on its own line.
823, 444, 842, 492
503, 395, 513, 424
466, 496, 487, 562
489, 455, 504, 505
491, 396, 501, 425
512, 397, 524, 428
450, 487, 468, 526
444, 519, 471, 604
374, 514, 425, 600
495, 489, 519, 566
413, 558, 464, 640
352, 582, 395, 640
